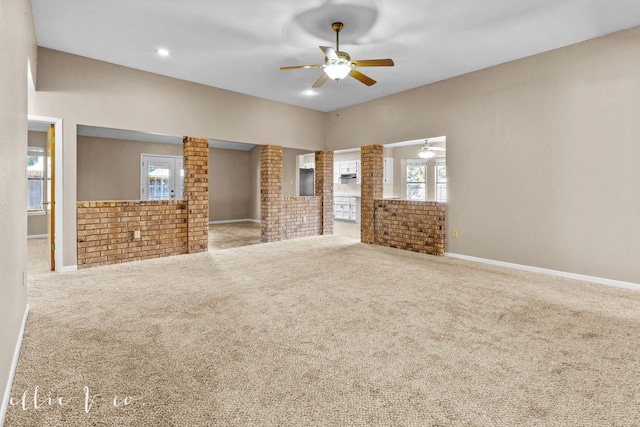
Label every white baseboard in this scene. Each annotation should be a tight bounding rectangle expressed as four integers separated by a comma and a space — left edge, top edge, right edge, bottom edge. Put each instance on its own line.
445, 252, 640, 291
209, 218, 259, 224
62, 265, 77, 273
0, 304, 30, 426
27, 234, 48, 240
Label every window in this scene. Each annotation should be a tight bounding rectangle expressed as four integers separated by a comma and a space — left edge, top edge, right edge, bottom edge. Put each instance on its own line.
406, 159, 426, 200
27, 147, 45, 211
436, 159, 447, 202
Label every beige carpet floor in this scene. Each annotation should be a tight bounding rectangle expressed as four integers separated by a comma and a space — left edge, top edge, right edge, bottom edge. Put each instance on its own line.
27, 238, 54, 276
27, 222, 263, 276
7, 235, 640, 426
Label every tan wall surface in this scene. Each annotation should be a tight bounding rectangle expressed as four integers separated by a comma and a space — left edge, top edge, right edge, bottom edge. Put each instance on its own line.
29, 48, 325, 267
209, 147, 252, 221
249, 146, 261, 221
0, 0, 37, 415
327, 26, 640, 284
77, 136, 253, 221
77, 136, 183, 201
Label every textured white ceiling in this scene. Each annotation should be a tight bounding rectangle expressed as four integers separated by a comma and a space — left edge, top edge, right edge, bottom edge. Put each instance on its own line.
30, 0, 640, 112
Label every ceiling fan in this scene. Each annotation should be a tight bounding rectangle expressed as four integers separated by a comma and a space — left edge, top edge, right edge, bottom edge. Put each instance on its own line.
418, 140, 446, 159
280, 22, 394, 88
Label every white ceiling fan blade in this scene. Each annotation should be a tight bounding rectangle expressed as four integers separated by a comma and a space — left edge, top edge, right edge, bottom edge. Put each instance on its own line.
312, 73, 329, 88
319, 46, 339, 61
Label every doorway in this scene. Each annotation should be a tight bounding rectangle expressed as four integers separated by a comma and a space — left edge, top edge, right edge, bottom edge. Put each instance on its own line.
27, 116, 63, 274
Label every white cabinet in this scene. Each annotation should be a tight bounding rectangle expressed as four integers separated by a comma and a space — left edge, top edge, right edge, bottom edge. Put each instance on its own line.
334, 160, 361, 183
339, 161, 358, 175
333, 196, 360, 222
383, 157, 394, 184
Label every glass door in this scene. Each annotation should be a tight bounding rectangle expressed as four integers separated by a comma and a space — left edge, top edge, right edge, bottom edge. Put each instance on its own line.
140, 154, 184, 200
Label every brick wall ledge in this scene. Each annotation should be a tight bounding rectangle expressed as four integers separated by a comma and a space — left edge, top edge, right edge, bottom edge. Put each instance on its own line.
373, 199, 446, 256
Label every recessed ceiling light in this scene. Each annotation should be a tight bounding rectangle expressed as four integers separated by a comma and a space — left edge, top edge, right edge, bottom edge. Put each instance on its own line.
156, 48, 170, 57
303, 90, 316, 96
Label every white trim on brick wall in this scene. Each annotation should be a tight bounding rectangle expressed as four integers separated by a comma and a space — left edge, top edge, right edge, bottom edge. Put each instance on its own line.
445, 252, 640, 291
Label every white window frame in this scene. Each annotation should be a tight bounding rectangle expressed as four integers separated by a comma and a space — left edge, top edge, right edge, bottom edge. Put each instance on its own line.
435, 158, 447, 202
406, 159, 427, 201
27, 146, 46, 214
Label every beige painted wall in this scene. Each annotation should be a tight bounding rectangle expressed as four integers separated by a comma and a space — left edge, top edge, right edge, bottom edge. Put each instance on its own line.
29, 48, 326, 267
0, 0, 37, 416
249, 146, 261, 221
77, 136, 254, 221
327, 26, 640, 284
77, 136, 183, 201
209, 147, 252, 221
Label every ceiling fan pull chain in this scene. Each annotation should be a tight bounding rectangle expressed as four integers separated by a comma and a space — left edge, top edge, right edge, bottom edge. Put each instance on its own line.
336, 79, 341, 113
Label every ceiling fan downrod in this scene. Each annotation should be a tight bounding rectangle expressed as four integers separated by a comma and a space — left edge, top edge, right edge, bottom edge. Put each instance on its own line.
332, 22, 343, 52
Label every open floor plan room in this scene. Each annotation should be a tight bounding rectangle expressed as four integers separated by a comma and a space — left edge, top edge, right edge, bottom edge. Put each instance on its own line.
4, 1, 640, 426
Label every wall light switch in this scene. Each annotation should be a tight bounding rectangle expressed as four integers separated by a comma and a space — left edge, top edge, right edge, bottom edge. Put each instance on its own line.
134, 230, 141, 239
452, 230, 458, 238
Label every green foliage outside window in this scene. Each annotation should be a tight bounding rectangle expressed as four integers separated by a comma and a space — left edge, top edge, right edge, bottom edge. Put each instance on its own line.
407, 165, 426, 183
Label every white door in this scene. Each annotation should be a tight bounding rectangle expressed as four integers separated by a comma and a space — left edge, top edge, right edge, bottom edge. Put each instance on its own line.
140, 154, 184, 200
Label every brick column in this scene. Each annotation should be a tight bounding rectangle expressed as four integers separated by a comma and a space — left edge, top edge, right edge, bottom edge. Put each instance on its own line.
260, 145, 283, 242
360, 145, 384, 244
315, 150, 334, 235
184, 136, 209, 253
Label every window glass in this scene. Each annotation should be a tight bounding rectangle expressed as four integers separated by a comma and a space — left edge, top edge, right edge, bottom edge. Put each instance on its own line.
27, 147, 45, 211
436, 160, 447, 202
406, 160, 426, 200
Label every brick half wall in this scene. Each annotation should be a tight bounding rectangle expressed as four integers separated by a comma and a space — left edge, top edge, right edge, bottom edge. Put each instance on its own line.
260, 145, 331, 243
282, 196, 323, 240
374, 200, 446, 256
77, 200, 188, 268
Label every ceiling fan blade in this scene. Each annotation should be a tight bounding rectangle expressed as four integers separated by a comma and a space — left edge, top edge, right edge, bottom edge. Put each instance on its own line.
429, 147, 446, 151
319, 46, 339, 61
351, 58, 394, 67
280, 64, 323, 70
312, 73, 329, 88
349, 69, 376, 86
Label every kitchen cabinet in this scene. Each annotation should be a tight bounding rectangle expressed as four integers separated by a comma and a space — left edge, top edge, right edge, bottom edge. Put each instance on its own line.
333, 196, 360, 222
339, 161, 358, 174
334, 161, 361, 183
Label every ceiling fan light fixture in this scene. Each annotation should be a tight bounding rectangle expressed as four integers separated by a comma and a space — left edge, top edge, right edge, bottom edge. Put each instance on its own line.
418, 146, 435, 159
324, 63, 351, 80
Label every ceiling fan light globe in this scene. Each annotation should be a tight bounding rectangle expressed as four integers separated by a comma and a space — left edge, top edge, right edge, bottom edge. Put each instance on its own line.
324, 63, 351, 80
419, 148, 435, 159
